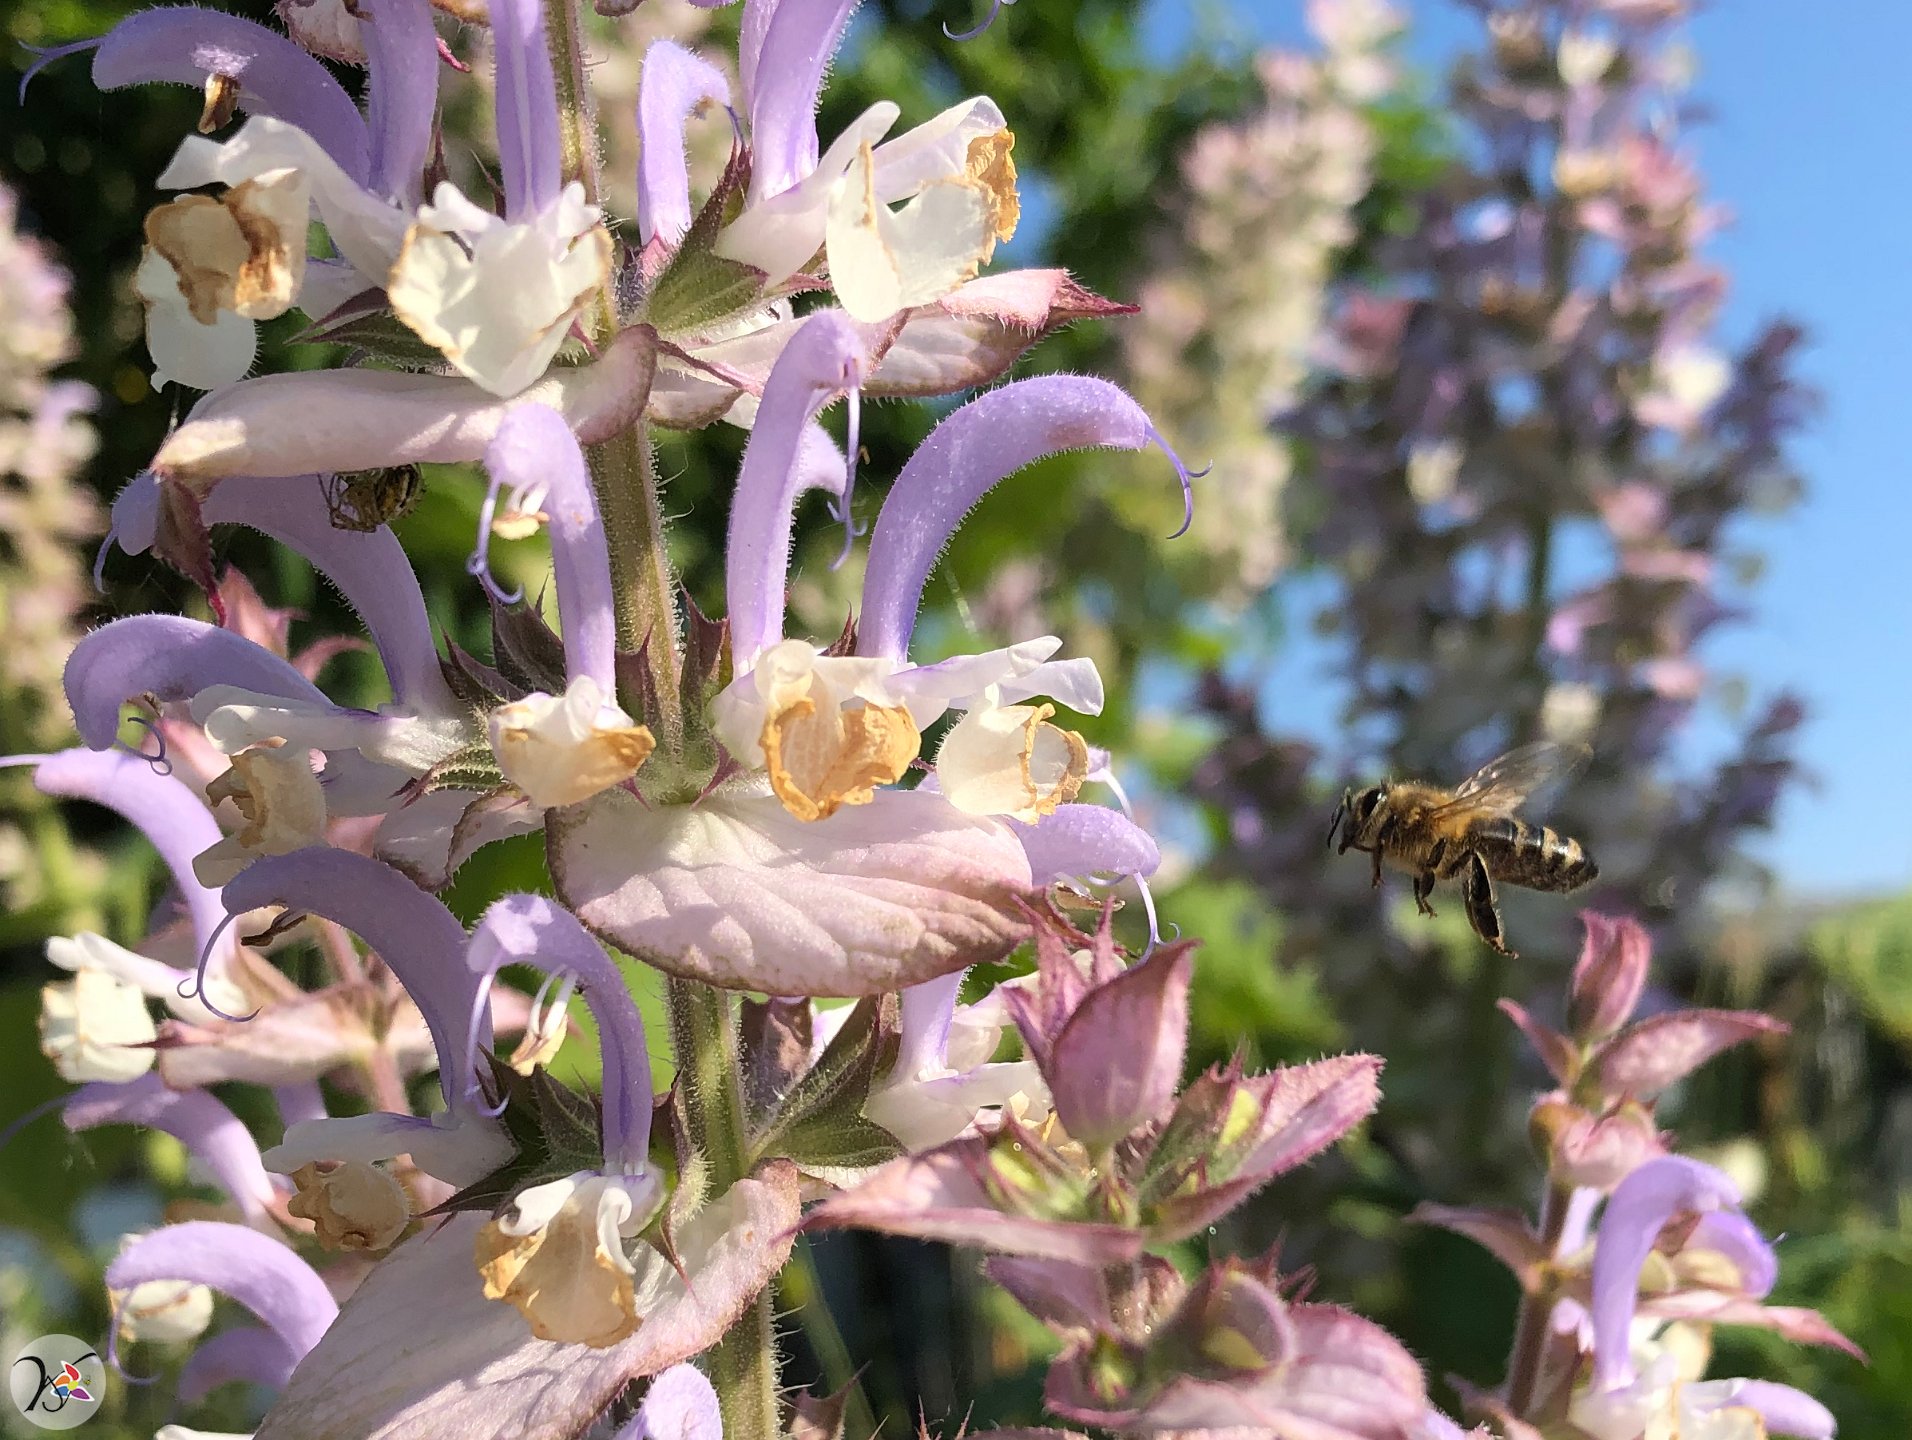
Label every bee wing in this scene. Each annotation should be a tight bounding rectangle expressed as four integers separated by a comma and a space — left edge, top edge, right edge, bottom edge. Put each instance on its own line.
1432, 742, 1590, 818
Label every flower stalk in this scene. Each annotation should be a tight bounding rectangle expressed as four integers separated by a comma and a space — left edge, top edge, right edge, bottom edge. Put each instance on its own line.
667, 975, 777, 1440
1502, 1175, 1574, 1418
589, 424, 684, 742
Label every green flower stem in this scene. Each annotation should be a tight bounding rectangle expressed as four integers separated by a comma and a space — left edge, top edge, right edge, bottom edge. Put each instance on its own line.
667, 977, 750, 1187
707, 1295, 782, 1440
668, 977, 780, 1440
587, 425, 685, 745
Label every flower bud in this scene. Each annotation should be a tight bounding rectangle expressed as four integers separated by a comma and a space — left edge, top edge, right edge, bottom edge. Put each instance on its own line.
1552, 1101, 1664, 1190
1568, 911, 1650, 1042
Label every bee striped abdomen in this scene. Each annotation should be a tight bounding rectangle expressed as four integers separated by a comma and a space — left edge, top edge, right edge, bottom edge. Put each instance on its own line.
1471, 817, 1597, 893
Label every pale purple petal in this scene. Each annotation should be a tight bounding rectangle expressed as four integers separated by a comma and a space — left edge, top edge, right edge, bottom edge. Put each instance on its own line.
180, 473, 451, 714
795, 419, 849, 497
636, 41, 732, 247
490, 0, 562, 219
153, 324, 657, 486
106, 1220, 337, 1362
470, 894, 654, 1170
64, 616, 330, 751
1007, 803, 1160, 885
737, 0, 775, 109
898, 971, 964, 1078
266, 1109, 509, 1186
66, 1075, 277, 1226
745, 0, 858, 202
180, 1325, 301, 1403
33, 749, 227, 963
725, 311, 865, 664
253, 1168, 800, 1440
1707, 1380, 1837, 1439
360, 0, 438, 205
553, 786, 1032, 997
272, 1081, 329, 1130
88, 8, 369, 182
617, 1364, 722, 1440
1589, 1156, 1743, 1389
374, 786, 543, 890
221, 849, 486, 1104
1689, 1210, 1779, 1298
857, 377, 1188, 661
487, 406, 614, 689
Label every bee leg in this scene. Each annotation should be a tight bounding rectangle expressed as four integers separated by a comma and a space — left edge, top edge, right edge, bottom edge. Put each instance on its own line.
1416, 838, 1448, 914
1461, 851, 1516, 958
1370, 845, 1384, 890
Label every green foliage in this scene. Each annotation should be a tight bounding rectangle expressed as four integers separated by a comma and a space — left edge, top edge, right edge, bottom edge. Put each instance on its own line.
1814, 889, 1912, 1053
1170, 877, 1345, 1067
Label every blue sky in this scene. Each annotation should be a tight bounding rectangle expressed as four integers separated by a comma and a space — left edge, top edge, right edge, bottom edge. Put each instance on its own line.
1142, 0, 1912, 896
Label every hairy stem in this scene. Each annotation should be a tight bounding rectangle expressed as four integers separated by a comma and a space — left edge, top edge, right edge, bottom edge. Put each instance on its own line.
667, 977, 780, 1440
587, 425, 684, 743
708, 1291, 783, 1440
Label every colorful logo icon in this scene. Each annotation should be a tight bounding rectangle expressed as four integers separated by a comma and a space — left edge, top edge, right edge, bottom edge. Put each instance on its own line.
7, 1335, 103, 1431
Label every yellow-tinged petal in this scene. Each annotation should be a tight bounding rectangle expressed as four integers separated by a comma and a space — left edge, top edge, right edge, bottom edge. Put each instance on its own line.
763, 694, 919, 822
144, 169, 309, 324
387, 183, 614, 398
134, 246, 258, 392
194, 742, 329, 887
826, 139, 998, 324
965, 129, 1020, 244
935, 700, 1087, 822
113, 1270, 214, 1345
288, 1161, 412, 1252
488, 677, 656, 810
473, 1176, 645, 1349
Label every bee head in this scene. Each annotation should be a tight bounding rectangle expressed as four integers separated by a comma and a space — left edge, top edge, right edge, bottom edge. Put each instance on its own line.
1330, 784, 1389, 854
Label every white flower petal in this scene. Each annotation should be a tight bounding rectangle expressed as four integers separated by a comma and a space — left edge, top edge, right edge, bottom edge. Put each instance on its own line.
114, 1271, 216, 1345
39, 969, 159, 1084
885, 637, 1063, 729
715, 103, 901, 285
994, 655, 1104, 716
136, 247, 258, 392
388, 184, 613, 398
826, 149, 995, 324
265, 1111, 514, 1189
936, 699, 1088, 822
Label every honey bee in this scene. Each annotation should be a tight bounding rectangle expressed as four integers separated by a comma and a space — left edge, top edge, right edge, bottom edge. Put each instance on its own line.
323, 465, 423, 532
1328, 742, 1597, 958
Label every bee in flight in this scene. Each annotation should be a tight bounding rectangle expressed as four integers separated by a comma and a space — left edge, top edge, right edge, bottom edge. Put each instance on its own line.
1327, 742, 1597, 958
